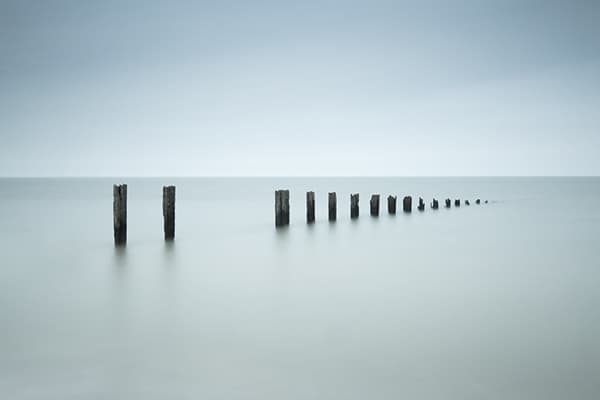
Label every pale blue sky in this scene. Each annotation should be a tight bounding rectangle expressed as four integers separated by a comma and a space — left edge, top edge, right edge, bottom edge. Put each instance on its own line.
1, 0, 599, 176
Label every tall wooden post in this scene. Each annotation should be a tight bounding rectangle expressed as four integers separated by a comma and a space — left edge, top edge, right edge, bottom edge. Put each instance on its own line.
418, 197, 425, 211
388, 195, 397, 214
113, 184, 127, 246
370, 194, 380, 216
306, 191, 315, 224
162, 186, 175, 241
275, 190, 290, 227
445, 198, 451, 208
431, 198, 439, 209
350, 193, 359, 219
328, 192, 337, 221
403, 196, 412, 213
455, 199, 461, 207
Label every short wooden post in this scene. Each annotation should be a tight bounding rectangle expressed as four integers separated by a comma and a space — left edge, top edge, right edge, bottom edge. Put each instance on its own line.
455, 199, 461, 207
403, 196, 412, 212
418, 197, 425, 211
431, 198, 439, 209
388, 195, 397, 214
306, 191, 315, 224
275, 190, 290, 227
113, 184, 127, 246
328, 192, 337, 221
465, 200, 470, 206
162, 186, 175, 241
445, 198, 451, 208
370, 194, 380, 216
350, 193, 359, 219
476, 199, 481, 205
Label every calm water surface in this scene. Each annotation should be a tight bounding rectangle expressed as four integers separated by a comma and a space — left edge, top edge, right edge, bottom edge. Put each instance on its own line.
0, 178, 599, 399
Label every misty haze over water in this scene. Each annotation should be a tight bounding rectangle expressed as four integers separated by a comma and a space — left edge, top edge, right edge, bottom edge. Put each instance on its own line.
0, 177, 599, 399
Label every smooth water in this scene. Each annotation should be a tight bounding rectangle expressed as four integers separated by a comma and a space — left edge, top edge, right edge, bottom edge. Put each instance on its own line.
0, 177, 599, 399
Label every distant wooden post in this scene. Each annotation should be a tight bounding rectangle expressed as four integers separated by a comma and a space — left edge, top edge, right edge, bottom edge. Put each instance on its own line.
431, 198, 439, 209
275, 190, 290, 227
476, 199, 481, 205
418, 197, 425, 211
306, 191, 315, 224
328, 192, 337, 221
445, 198, 451, 208
403, 196, 412, 212
388, 195, 397, 214
455, 199, 461, 207
113, 184, 127, 246
162, 186, 176, 241
370, 194, 380, 216
465, 200, 470, 206
350, 193, 359, 219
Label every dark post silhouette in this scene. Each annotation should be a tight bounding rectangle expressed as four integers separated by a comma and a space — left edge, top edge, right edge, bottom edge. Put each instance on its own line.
306, 191, 315, 224
370, 194, 380, 216
388, 195, 397, 214
431, 198, 439, 209
476, 199, 481, 205
465, 200, 470, 206
113, 184, 127, 246
455, 199, 461, 207
445, 198, 451, 208
350, 193, 359, 219
403, 196, 412, 213
418, 197, 425, 211
328, 192, 337, 221
162, 185, 175, 241
275, 190, 290, 227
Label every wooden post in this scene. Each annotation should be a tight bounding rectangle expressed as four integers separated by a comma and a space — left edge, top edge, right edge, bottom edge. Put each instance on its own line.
465, 200, 470, 206
370, 194, 380, 216
431, 198, 439, 209
162, 186, 176, 241
388, 195, 397, 214
350, 193, 359, 219
418, 197, 425, 211
403, 196, 412, 212
445, 198, 451, 208
455, 199, 461, 207
485, 200, 488, 204
476, 199, 481, 205
306, 191, 315, 224
113, 184, 127, 246
275, 190, 290, 227
328, 192, 337, 221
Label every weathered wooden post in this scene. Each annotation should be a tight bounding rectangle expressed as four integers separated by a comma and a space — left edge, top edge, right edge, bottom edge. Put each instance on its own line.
455, 199, 461, 207
350, 193, 359, 219
306, 191, 315, 224
418, 197, 425, 211
162, 186, 175, 241
275, 190, 290, 227
388, 195, 397, 214
431, 198, 439, 209
328, 192, 337, 221
403, 196, 412, 212
465, 200, 470, 206
370, 194, 380, 216
113, 184, 127, 246
445, 198, 451, 208
476, 199, 481, 205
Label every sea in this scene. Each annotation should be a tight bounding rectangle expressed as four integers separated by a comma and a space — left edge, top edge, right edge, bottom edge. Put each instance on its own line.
0, 177, 598, 399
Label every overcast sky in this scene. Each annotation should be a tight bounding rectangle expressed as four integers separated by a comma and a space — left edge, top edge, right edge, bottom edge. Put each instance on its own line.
0, 0, 599, 176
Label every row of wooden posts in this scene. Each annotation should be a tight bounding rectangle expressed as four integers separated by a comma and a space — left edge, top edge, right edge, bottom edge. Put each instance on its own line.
274, 190, 487, 227
112, 184, 487, 245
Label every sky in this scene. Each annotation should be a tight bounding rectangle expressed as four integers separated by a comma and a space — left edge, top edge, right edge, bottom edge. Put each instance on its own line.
0, 0, 599, 176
